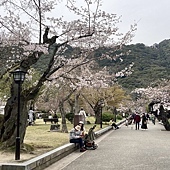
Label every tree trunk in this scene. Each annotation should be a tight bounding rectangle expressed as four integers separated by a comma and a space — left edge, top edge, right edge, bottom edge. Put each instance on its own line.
0, 84, 28, 148
68, 99, 74, 115
163, 120, 170, 131
94, 104, 101, 124
59, 101, 68, 133
161, 110, 170, 131
74, 93, 80, 115
0, 51, 45, 148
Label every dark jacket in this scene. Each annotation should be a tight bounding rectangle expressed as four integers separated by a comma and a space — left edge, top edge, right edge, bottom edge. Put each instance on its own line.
134, 114, 141, 123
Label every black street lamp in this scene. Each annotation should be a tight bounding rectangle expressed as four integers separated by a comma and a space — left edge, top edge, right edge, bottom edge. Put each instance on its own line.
100, 102, 105, 129
114, 107, 118, 122
11, 68, 26, 160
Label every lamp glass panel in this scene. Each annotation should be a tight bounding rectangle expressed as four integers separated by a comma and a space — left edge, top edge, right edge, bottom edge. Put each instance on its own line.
13, 73, 21, 81
13, 70, 26, 82
21, 73, 25, 81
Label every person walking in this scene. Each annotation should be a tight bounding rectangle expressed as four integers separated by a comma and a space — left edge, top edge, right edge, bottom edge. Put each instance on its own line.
125, 118, 129, 127
150, 113, 156, 125
141, 113, 148, 130
79, 107, 87, 124
134, 113, 141, 130
146, 113, 150, 124
28, 107, 34, 126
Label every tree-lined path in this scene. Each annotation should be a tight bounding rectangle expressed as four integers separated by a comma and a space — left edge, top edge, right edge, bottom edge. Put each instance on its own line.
45, 121, 170, 170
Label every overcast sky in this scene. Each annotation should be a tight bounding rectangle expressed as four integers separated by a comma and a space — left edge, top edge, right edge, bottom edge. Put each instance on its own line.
1, 0, 170, 46
56, 0, 170, 46
101, 0, 170, 46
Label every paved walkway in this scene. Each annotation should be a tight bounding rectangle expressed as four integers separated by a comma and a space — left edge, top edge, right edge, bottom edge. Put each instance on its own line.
45, 121, 170, 170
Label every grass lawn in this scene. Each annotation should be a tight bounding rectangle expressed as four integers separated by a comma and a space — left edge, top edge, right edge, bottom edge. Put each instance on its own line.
24, 116, 108, 152
0, 117, 113, 163
0, 116, 112, 163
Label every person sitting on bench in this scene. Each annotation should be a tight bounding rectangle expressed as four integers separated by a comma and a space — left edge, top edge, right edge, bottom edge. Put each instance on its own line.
69, 125, 86, 152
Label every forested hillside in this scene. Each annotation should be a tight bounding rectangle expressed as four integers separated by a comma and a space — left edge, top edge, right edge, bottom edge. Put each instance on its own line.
98, 40, 170, 90
33, 39, 170, 91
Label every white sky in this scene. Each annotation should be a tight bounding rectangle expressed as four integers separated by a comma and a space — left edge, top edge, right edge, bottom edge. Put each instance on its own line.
102, 0, 170, 46
1, 0, 170, 46
54, 0, 170, 46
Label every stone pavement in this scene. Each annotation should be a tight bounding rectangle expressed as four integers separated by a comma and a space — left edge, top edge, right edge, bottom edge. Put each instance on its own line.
45, 121, 170, 170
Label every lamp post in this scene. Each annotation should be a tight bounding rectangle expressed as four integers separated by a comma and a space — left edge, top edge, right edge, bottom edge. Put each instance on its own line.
114, 107, 117, 123
100, 102, 105, 128
11, 68, 26, 160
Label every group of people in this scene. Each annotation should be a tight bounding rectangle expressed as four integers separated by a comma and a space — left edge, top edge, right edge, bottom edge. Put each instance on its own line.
69, 121, 87, 152
28, 108, 59, 125
69, 115, 97, 152
133, 113, 147, 130
48, 110, 59, 124
130, 112, 156, 130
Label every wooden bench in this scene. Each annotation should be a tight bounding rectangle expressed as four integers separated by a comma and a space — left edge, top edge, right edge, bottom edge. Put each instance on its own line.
43, 118, 59, 124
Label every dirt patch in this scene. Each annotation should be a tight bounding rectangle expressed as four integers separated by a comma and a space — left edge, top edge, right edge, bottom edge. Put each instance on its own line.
0, 148, 51, 163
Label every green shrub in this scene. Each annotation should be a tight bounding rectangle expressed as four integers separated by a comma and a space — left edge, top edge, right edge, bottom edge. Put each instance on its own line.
116, 114, 123, 120
168, 119, 170, 124
56, 113, 61, 118
125, 112, 129, 118
102, 112, 114, 122
65, 113, 74, 123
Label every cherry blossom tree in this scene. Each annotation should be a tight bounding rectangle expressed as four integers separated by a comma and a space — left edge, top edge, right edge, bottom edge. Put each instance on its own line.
132, 80, 170, 109
0, 0, 136, 147
132, 80, 170, 130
